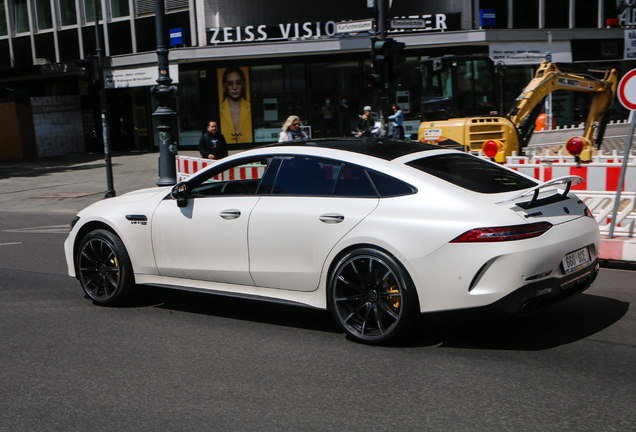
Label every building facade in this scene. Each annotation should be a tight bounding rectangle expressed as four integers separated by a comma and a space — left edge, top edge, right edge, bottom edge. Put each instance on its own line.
0, 0, 633, 159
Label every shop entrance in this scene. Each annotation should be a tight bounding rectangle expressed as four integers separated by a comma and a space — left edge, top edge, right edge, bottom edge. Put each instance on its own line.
108, 88, 152, 151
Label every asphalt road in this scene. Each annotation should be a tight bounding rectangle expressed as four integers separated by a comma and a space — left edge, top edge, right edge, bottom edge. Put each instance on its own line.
1, 211, 635, 431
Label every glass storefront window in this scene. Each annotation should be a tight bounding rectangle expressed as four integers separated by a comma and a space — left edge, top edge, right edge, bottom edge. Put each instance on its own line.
35, 0, 53, 30
111, 0, 129, 18
84, 0, 102, 23
59, 0, 77, 26
177, 70, 203, 146
13, 0, 30, 33
392, 57, 421, 139
309, 61, 361, 138
251, 64, 309, 142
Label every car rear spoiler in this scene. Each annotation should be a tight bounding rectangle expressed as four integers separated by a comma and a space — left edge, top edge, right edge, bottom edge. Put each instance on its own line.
497, 176, 584, 210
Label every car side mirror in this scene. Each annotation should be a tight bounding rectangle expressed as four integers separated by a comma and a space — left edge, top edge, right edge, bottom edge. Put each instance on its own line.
171, 182, 189, 208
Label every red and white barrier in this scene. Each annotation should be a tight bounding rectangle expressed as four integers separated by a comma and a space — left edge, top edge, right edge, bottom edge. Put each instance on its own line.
176, 156, 215, 181
600, 236, 636, 262
502, 151, 636, 192
176, 156, 265, 183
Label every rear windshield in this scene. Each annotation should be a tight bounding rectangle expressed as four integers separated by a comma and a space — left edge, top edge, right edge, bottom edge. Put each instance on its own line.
406, 153, 538, 193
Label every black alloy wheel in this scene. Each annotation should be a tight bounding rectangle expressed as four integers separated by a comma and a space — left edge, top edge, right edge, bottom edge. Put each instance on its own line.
328, 248, 417, 345
76, 229, 135, 306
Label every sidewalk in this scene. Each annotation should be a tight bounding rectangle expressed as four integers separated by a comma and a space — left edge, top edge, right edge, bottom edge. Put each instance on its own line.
1, 150, 635, 264
0, 150, 199, 214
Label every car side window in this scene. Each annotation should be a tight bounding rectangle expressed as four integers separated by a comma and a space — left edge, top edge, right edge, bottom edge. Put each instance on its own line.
271, 156, 342, 196
334, 164, 378, 197
366, 170, 416, 197
189, 158, 269, 197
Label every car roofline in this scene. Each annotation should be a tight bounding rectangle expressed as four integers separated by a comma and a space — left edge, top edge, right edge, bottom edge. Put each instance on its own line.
258, 138, 441, 161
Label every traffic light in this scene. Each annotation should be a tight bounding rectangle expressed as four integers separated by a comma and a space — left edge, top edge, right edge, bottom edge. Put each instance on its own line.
365, 73, 381, 88
75, 55, 99, 84
371, 37, 390, 69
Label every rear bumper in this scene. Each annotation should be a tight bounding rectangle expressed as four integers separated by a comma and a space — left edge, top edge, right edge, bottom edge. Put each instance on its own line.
422, 259, 599, 322
488, 258, 599, 316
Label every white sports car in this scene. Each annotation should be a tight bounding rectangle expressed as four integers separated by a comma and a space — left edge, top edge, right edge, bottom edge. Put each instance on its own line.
64, 139, 600, 344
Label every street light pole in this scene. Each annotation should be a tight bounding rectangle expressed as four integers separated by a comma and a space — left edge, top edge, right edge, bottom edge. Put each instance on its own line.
376, 0, 389, 136
93, 0, 115, 198
153, 0, 178, 186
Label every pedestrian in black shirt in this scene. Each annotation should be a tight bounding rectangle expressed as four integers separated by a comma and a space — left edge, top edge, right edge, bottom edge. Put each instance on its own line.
198, 121, 228, 160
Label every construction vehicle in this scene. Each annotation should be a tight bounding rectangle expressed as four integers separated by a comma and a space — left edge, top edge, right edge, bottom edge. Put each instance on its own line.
417, 57, 618, 162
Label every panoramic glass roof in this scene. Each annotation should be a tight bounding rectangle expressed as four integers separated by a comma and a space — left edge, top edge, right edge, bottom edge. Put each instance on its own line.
262, 138, 440, 161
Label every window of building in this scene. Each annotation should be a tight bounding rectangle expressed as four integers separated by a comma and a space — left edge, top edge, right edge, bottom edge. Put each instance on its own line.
35, 0, 53, 30
12, 36, 32, 66
59, 1, 76, 26
0, 0, 8, 35
478, 0, 508, 28
0, 40, 10, 68
13, 0, 30, 33
393, 56, 422, 137
512, 0, 538, 29
545, 1, 569, 28
111, 0, 129, 18
84, 0, 102, 23
135, 17, 156, 53
34, 33, 54, 60
251, 64, 309, 142
108, 21, 133, 54
310, 61, 361, 138
501, 65, 535, 113
58, 29, 80, 61
59, 0, 77, 26
575, 0, 598, 28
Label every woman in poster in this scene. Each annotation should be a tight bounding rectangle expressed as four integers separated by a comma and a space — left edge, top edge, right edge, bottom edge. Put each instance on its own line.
219, 67, 253, 144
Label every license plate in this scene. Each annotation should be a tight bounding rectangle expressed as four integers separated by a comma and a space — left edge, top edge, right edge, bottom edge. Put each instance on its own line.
562, 247, 591, 274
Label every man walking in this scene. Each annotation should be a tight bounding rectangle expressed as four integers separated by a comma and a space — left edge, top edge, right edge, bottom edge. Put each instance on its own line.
198, 121, 228, 160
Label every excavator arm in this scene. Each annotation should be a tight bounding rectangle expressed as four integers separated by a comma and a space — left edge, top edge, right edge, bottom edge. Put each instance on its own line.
508, 61, 618, 149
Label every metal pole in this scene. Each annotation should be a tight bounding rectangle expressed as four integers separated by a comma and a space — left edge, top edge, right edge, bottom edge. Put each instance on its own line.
376, 0, 389, 136
546, 31, 552, 130
608, 112, 635, 238
154, 0, 178, 186
94, 0, 115, 197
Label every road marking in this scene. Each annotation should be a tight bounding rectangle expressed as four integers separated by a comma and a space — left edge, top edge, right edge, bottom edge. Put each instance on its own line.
0, 242, 22, 246
2, 225, 69, 234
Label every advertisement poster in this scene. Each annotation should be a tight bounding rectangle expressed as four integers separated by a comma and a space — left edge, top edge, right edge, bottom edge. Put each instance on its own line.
217, 66, 253, 144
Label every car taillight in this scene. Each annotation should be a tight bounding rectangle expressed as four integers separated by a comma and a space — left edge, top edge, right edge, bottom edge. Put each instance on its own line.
450, 222, 553, 243
585, 206, 594, 218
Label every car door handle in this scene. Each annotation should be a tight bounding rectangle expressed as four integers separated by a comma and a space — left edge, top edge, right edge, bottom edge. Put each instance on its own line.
220, 209, 241, 220
319, 213, 345, 224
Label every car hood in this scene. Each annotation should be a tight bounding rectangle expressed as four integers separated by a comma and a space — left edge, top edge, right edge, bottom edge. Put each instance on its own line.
77, 187, 170, 215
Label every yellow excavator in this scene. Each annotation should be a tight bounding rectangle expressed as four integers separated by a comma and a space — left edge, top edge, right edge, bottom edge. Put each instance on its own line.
417, 57, 618, 162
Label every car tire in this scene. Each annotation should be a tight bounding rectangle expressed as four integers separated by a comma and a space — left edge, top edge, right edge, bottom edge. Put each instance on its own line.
328, 248, 418, 345
76, 229, 135, 306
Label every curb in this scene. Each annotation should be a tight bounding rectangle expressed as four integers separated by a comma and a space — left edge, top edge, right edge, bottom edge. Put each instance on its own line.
600, 236, 636, 262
